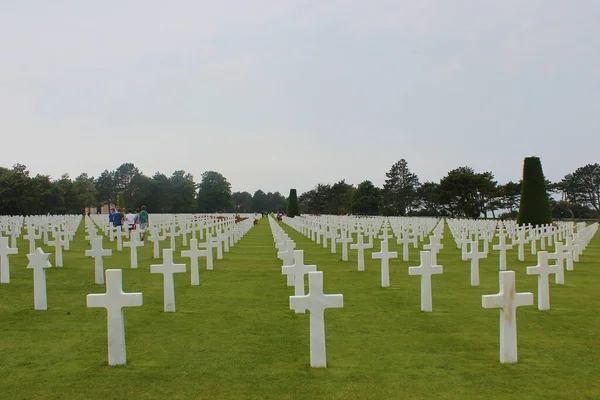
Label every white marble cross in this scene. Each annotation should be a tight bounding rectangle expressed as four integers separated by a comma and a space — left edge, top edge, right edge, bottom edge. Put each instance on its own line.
147, 228, 166, 259
289, 271, 343, 368
513, 230, 528, 262
482, 270, 533, 363
423, 237, 443, 265
350, 234, 372, 271
23, 228, 41, 255
151, 249, 186, 312
27, 248, 52, 310
114, 228, 125, 252
200, 235, 216, 270
181, 238, 208, 286
277, 240, 296, 286
85, 237, 113, 284
0, 236, 18, 283
283, 250, 317, 313
86, 269, 143, 365
372, 240, 398, 287
123, 230, 144, 269
338, 231, 353, 261
47, 235, 64, 268
166, 226, 180, 251
408, 251, 443, 312
396, 232, 412, 262
463, 240, 487, 286
549, 242, 573, 284
492, 234, 513, 271
526, 251, 559, 311
329, 227, 339, 254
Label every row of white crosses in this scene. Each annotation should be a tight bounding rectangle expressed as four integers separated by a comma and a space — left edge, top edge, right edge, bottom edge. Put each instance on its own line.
0, 215, 83, 285
283, 215, 441, 274
85, 215, 257, 365
269, 216, 344, 368
284, 215, 598, 364
283, 216, 447, 312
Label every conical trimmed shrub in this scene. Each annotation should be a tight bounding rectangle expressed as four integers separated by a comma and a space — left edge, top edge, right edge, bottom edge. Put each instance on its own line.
287, 189, 299, 218
517, 157, 552, 226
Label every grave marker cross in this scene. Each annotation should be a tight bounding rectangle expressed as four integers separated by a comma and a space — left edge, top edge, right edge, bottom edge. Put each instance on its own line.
86, 269, 143, 366
0, 236, 18, 283
372, 241, 398, 287
85, 237, 113, 284
408, 251, 443, 312
151, 249, 186, 312
289, 271, 343, 368
482, 270, 533, 363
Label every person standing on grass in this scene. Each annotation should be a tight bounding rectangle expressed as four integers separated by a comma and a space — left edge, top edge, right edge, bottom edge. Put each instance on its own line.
113, 207, 124, 231
108, 208, 115, 225
126, 208, 136, 231
139, 205, 149, 240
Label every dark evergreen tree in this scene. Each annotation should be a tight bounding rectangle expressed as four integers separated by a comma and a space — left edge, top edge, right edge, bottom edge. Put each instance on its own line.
382, 159, 419, 216
517, 157, 552, 225
287, 189, 299, 217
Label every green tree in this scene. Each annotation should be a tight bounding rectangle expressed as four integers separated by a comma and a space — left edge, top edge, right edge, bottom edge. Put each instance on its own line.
252, 190, 269, 212
267, 192, 287, 213
438, 167, 497, 218
414, 181, 443, 216
117, 192, 126, 211
499, 181, 521, 215
561, 163, 600, 214
382, 159, 420, 216
352, 180, 381, 215
95, 169, 116, 207
517, 157, 552, 225
73, 173, 98, 211
287, 189, 299, 217
328, 180, 355, 214
196, 171, 232, 213
232, 191, 253, 213
114, 163, 140, 202
170, 170, 197, 212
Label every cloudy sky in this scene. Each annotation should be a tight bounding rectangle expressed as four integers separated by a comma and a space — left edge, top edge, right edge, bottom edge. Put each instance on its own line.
1, 1, 598, 194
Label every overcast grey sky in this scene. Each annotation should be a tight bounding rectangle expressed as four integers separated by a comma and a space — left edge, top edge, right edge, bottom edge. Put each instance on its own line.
1, 1, 598, 194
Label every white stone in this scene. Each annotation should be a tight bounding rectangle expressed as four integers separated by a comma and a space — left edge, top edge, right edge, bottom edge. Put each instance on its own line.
151, 249, 186, 312
493, 234, 512, 271
350, 234, 372, 271
482, 270, 533, 363
147, 228, 166, 259
277, 240, 296, 286
27, 248, 52, 310
513, 230, 528, 262
85, 237, 112, 284
200, 235, 215, 270
338, 231, 353, 261
86, 269, 143, 366
181, 238, 208, 286
123, 231, 144, 269
526, 251, 559, 311
289, 271, 343, 368
283, 250, 317, 314
372, 241, 398, 287
463, 240, 487, 286
47, 235, 64, 268
408, 251, 443, 312
0, 236, 19, 283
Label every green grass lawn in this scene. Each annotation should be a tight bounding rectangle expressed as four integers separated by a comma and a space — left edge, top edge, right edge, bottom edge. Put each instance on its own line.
1, 219, 599, 399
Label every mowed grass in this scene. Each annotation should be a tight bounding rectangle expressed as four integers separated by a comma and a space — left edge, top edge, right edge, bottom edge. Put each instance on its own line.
0, 218, 599, 400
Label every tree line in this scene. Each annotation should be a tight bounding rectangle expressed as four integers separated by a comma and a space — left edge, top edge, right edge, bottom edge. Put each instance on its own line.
0, 160, 598, 218
297, 159, 599, 219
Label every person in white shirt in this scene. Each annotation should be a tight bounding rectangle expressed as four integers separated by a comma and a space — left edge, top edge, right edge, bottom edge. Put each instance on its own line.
126, 208, 137, 230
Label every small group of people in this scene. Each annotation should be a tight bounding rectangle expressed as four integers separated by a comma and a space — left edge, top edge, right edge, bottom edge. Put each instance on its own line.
108, 205, 149, 240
